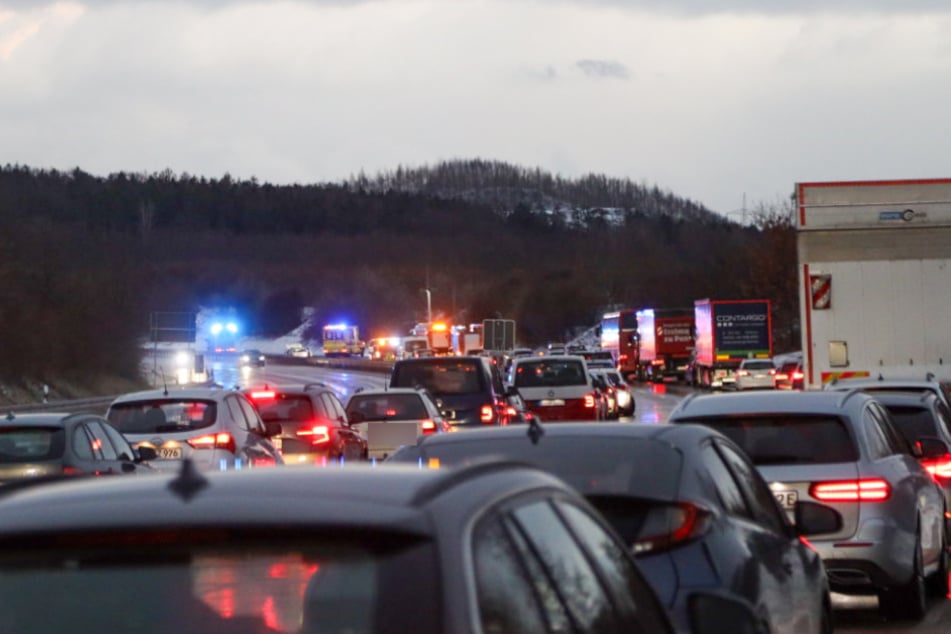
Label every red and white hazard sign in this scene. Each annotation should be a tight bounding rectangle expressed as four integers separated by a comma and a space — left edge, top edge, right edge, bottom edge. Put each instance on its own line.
811, 274, 831, 310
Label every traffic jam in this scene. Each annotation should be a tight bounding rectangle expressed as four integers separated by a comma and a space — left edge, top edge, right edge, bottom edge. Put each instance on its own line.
1, 178, 951, 633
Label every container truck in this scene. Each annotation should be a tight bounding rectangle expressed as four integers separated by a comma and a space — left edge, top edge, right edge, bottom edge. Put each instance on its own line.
797, 178, 951, 389
692, 299, 772, 389
634, 308, 695, 381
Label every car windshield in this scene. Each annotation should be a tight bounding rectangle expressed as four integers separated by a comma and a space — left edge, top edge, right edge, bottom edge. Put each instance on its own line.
0, 428, 65, 463
0, 537, 437, 633
107, 400, 218, 434
681, 415, 859, 465
347, 394, 428, 422
514, 360, 587, 387
392, 360, 485, 396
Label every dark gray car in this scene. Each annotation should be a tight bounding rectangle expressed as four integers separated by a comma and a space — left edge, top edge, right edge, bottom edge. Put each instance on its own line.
0, 459, 760, 633
387, 422, 834, 634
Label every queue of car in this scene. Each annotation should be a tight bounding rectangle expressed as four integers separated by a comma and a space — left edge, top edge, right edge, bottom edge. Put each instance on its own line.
3, 353, 951, 631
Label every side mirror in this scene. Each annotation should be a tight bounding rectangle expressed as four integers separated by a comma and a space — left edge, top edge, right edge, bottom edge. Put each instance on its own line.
136, 446, 158, 461
264, 421, 283, 437
794, 501, 842, 536
913, 436, 948, 460
688, 591, 765, 634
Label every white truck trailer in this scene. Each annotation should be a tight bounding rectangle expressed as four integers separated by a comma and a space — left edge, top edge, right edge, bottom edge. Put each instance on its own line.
797, 178, 951, 389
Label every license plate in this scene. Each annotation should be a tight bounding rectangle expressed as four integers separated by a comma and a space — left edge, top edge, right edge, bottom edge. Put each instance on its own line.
539, 399, 565, 407
157, 446, 183, 460
774, 490, 799, 510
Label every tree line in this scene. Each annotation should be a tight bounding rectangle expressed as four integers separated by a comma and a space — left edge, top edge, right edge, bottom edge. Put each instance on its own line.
0, 160, 797, 394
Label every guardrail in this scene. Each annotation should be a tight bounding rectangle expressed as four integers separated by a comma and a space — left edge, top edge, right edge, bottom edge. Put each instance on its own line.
2, 396, 116, 415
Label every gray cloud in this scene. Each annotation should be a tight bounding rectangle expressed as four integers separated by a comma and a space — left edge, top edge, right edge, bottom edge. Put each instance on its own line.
576, 59, 629, 80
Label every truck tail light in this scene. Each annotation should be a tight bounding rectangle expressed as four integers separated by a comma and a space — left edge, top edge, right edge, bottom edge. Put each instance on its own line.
920, 454, 951, 483
480, 405, 495, 424
297, 425, 330, 445
187, 433, 236, 454
421, 420, 437, 435
810, 479, 890, 502
632, 501, 712, 555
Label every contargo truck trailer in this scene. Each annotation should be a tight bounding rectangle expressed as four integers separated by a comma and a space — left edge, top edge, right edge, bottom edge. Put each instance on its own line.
692, 299, 772, 389
797, 178, 951, 389
635, 308, 695, 381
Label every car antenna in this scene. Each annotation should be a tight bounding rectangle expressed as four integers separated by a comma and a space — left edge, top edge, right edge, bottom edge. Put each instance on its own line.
527, 416, 545, 445
167, 458, 209, 502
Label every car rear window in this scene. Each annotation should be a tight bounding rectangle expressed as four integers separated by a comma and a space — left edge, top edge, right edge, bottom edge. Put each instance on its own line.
107, 400, 218, 434
251, 394, 315, 423
741, 361, 774, 371
514, 360, 588, 387
400, 437, 682, 499
391, 360, 486, 396
0, 537, 438, 633
346, 394, 428, 422
0, 428, 65, 463
682, 416, 859, 465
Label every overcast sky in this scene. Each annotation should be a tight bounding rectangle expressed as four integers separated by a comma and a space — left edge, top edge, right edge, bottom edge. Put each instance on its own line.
3, 1, 951, 216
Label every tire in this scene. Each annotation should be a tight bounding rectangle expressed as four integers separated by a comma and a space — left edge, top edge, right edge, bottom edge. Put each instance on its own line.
927, 525, 950, 598
879, 534, 927, 621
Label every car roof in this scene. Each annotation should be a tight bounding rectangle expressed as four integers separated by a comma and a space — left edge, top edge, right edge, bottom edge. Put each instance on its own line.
0, 461, 569, 538
867, 390, 940, 408
670, 389, 873, 419
110, 387, 237, 404
826, 376, 947, 391
0, 412, 74, 428
349, 388, 427, 397
413, 421, 712, 446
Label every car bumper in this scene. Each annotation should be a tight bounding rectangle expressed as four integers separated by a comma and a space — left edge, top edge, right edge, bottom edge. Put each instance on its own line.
814, 524, 916, 592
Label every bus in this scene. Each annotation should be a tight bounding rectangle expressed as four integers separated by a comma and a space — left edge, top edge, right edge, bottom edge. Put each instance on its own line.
600, 310, 638, 378
322, 324, 363, 357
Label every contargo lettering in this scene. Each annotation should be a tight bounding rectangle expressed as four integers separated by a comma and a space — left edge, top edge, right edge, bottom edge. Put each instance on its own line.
716, 315, 767, 323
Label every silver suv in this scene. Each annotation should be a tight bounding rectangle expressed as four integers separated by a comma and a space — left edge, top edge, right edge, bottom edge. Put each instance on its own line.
106, 387, 284, 472
668, 389, 948, 622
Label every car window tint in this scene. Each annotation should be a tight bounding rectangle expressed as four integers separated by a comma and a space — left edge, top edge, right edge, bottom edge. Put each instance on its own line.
320, 394, 344, 427
937, 403, 951, 439
513, 360, 588, 388
71, 426, 95, 461
98, 421, 135, 461
511, 500, 620, 632
715, 441, 787, 534
687, 415, 858, 465
225, 397, 250, 431
86, 422, 118, 461
869, 403, 910, 455
556, 502, 663, 633
0, 428, 64, 463
237, 397, 263, 432
698, 443, 750, 518
392, 359, 486, 395
504, 516, 572, 632
346, 394, 428, 421
107, 401, 217, 434
255, 395, 313, 423
884, 405, 941, 446
863, 407, 893, 460
473, 515, 549, 633
326, 393, 348, 422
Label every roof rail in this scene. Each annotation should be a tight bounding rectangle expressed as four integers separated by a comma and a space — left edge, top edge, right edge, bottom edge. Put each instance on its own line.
835, 387, 867, 409
410, 457, 539, 507
303, 382, 328, 391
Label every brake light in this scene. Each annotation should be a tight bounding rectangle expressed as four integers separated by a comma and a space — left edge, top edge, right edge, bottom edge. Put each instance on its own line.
480, 405, 495, 424
62, 465, 83, 476
584, 393, 596, 408
385, 409, 397, 417
421, 420, 437, 435
737, 370, 750, 377
920, 454, 951, 482
768, 369, 776, 376
297, 425, 330, 445
250, 390, 276, 400
792, 370, 804, 380
810, 479, 890, 502
632, 501, 712, 555
187, 433, 236, 454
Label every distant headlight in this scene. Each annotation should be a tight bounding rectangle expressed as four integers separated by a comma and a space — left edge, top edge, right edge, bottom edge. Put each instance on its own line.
175, 351, 191, 367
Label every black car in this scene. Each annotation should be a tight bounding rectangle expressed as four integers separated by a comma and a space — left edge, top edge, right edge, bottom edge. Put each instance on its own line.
389, 356, 519, 427
238, 349, 267, 368
244, 383, 367, 464
388, 422, 836, 634
0, 412, 155, 483
0, 459, 760, 633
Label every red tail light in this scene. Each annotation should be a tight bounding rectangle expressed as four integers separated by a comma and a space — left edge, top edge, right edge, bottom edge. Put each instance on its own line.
737, 370, 750, 377
768, 369, 776, 376
810, 479, 890, 502
296, 425, 330, 445
62, 465, 83, 476
421, 420, 437, 435
632, 501, 712, 555
921, 454, 951, 482
480, 405, 495, 424
792, 371, 804, 380
584, 394, 596, 408
187, 433, 236, 454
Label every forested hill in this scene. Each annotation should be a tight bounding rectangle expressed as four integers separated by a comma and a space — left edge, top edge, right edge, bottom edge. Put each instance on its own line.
346, 159, 724, 225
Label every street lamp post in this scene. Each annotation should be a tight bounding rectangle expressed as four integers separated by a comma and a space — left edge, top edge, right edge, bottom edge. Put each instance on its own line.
424, 289, 432, 324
